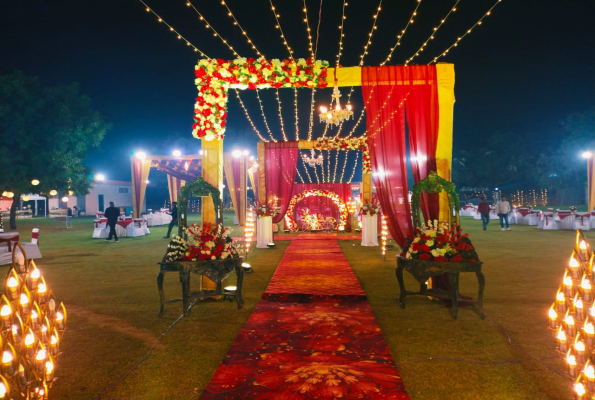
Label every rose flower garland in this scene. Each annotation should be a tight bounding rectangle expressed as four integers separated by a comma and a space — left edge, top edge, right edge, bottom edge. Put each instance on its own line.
194, 58, 329, 141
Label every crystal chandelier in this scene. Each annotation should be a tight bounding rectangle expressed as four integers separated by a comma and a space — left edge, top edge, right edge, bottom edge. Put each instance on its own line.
302, 149, 324, 167
319, 85, 353, 126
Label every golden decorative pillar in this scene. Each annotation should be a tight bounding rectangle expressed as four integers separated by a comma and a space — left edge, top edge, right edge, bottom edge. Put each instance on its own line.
362, 173, 373, 203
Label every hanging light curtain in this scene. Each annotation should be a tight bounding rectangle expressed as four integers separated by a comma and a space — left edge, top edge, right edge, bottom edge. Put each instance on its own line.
264, 141, 298, 224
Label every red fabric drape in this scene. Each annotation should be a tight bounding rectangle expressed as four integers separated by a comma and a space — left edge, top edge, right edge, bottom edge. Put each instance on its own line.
406, 65, 440, 221
362, 67, 413, 246
291, 183, 352, 231
265, 141, 298, 223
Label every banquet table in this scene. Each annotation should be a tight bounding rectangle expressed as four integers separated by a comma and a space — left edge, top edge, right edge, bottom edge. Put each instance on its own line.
0, 233, 19, 251
556, 211, 575, 230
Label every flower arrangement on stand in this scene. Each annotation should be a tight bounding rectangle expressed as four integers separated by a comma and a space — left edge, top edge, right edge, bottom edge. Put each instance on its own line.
254, 201, 278, 218
360, 198, 381, 216
163, 224, 238, 262
569, 206, 578, 212
400, 220, 479, 263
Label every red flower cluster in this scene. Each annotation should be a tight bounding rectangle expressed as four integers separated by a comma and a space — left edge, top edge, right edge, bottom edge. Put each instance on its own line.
254, 200, 278, 217
400, 223, 478, 263
182, 223, 236, 261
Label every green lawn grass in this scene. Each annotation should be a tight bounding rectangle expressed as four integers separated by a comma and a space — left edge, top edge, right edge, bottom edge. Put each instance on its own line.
2, 213, 591, 399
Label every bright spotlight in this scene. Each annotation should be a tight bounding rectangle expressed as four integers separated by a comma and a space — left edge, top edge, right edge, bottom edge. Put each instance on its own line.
249, 156, 255, 161
583, 151, 593, 159
173, 150, 182, 157
135, 151, 147, 160
242, 150, 249, 156
95, 173, 105, 181
232, 150, 242, 158
31, 179, 40, 186
61, 196, 69, 202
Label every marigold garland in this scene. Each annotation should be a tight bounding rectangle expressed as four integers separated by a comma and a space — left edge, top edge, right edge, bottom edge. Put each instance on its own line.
194, 58, 329, 140
285, 189, 348, 231
314, 136, 371, 174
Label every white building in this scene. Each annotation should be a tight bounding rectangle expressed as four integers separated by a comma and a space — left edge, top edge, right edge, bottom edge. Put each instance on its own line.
48, 180, 146, 216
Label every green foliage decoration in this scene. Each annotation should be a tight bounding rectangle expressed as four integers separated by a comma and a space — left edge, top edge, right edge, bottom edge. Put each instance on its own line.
177, 176, 222, 237
411, 171, 460, 228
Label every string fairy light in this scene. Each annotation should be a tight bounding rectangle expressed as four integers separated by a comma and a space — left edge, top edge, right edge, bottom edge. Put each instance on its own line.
274, 89, 289, 142
294, 89, 300, 140
346, 151, 360, 183
255, 90, 278, 142
185, 0, 241, 58
335, 0, 348, 68
136, 0, 209, 57
233, 89, 268, 142
381, 0, 423, 66
404, 0, 460, 65
301, 158, 313, 183
359, 0, 383, 67
302, 0, 316, 60
431, 0, 505, 64
332, 149, 340, 183
219, 0, 265, 58
269, 0, 295, 57
381, 215, 388, 260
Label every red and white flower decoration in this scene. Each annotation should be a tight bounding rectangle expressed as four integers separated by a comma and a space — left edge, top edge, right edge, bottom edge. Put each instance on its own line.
314, 136, 371, 173
194, 58, 329, 141
285, 189, 348, 231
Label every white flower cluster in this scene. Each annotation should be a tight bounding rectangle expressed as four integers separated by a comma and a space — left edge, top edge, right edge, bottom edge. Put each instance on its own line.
164, 235, 189, 262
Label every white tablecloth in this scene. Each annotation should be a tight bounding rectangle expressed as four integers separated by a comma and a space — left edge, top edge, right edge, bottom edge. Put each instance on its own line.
361, 214, 378, 246
256, 216, 273, 248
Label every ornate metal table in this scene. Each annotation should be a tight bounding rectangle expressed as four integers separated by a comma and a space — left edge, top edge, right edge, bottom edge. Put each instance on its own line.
395, 256, 485, 320
157, 257, 244, 317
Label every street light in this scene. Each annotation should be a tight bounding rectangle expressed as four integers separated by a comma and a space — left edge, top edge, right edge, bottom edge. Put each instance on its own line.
135, 151, 147, 160
173, 150, 182, 157
95, 173, 105, 181
582, 151, 592, 159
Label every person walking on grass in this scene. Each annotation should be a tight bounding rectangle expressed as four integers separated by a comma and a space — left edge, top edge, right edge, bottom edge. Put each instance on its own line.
104, 201, 120, 242
495, 195, 512, 231
164, 202, 178, 239
478, 196, 491, 231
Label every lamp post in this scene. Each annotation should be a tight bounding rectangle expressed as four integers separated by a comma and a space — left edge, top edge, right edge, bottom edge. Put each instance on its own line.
582, 152, 594, 212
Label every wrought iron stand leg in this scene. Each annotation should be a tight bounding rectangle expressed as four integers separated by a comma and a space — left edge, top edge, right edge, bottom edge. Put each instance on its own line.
476, 271, 486, 319
396, 266, 406, 309
451, 272, 460, 320
235, 265, 245, 310
180, 271, 190, 316
157, 272, 165, 317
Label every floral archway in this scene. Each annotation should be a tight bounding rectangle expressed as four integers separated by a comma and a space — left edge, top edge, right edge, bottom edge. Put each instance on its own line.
285, 189, 348, 231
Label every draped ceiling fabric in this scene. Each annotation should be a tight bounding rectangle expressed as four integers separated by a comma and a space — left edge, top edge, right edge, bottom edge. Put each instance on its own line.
291, 183, 352, 231
151, 159, 202, 181
362, 64, 455, 246
264, 142, 299, 224
167, 176, 185, 206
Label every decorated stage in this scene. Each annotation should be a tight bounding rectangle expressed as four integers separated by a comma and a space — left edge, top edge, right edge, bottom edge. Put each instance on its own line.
200, 237, 409, 399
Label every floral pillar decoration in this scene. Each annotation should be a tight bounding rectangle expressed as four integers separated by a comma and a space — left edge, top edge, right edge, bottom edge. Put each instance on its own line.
360, 199, 381, 247
255, 201, 276, 249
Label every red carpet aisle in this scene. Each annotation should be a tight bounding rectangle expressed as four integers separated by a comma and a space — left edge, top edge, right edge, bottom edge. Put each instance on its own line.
200, 239, 409, 399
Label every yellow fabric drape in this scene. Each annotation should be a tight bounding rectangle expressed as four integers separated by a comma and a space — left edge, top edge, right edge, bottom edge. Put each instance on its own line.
257, 142, 266, 203
167, 176, 185, 205
222, 153, 240, 224
327, 67, 362, 87
435, 64, 456, 222
201, 138, 223, 293
130, 157, 151, 218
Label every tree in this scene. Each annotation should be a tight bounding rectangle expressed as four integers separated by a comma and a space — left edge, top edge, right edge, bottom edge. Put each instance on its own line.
0, 71, 110, 228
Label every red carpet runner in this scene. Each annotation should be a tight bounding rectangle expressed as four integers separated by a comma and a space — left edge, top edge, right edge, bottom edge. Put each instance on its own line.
200, 238, 409, 399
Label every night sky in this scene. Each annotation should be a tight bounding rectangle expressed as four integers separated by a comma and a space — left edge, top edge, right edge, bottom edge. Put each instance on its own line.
2, 0, 594, 185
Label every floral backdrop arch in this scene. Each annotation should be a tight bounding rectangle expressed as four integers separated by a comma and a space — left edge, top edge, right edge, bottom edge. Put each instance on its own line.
285, 189, 348, 231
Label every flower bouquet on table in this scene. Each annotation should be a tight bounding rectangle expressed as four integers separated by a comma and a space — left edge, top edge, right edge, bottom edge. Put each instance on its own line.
163, 223, 239, 262
359, 198, 381, 216
254, 200, 278, 218
400, 220, 479, 263
569, 206, 577, 213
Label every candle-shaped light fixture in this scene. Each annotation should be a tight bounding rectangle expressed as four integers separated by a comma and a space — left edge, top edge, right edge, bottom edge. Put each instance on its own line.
557, 291, 566, 313
570, 252, 582, 279
576, 340, 586, 364
35, 349, 47, 374
6, 277, 18, 301
558, 328, 568, 352
55, 312, 65, 331
19, 293, 29, 315
579, 239, 589, 262
576, 298, 585, 321
0, 381, 7, 399
585, 322, 595, 346
24, 331, 35, 357
548, 307, 558, 329
0, 305, 10, 330
29, 266, 40, 291
575, 382, 586, 398
50, 334, 58, 356
585, 364, 595, 392
45, 360, 54, 382
37, 282, 47, 304
2, 352, 13, 376
566, 314, 576, 338
567, 353, 578, 378
582, 277, 593, 303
